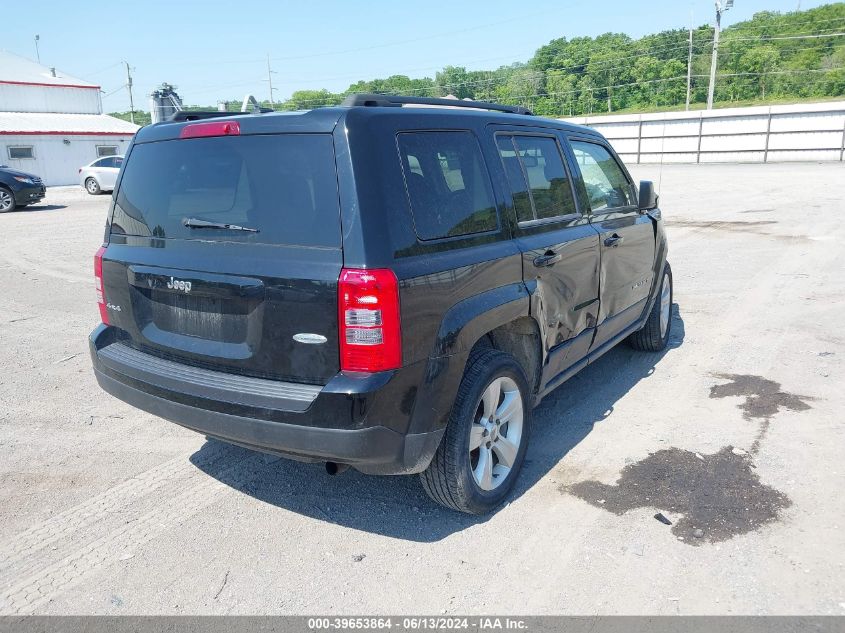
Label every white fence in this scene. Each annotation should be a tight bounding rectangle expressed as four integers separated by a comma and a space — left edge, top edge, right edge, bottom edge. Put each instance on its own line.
563, 101, 845, 164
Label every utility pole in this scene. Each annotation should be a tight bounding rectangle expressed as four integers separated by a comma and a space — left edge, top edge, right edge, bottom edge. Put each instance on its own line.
266, 54, 277, 108
706, 0, 733, 110
34, 35, 41, 63
686, 9, 694, 110
124, 62, 135, 125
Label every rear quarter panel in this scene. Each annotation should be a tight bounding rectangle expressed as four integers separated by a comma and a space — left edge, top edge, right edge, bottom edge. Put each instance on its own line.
342, 111, 536, 432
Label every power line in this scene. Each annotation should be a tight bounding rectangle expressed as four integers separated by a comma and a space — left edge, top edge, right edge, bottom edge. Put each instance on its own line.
721, 31, 845, 43
189, 79, 266, 97
710, 66, 845, 78
264, 11, 570, 63
281, 24, 842, 90
273, 50, 539, 86
350, 42, 716, 97
720, 14, 845, 31
507, 67, 845, 114
281, 63, 845, 109
112, 8, 845, 110
241, 65, 845, 117
150, 10, 571, 69
185, 38, 717, 102
716, 41, 845, 59
316, 31, 838, 102
80, 61, 124, 79
101, 85, 127, 98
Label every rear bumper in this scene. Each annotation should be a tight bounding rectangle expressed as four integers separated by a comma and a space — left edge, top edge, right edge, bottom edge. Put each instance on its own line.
89, 325, 443, 475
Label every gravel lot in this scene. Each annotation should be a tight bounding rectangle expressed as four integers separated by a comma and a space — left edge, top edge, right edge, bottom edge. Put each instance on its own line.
0, 164, 843, 615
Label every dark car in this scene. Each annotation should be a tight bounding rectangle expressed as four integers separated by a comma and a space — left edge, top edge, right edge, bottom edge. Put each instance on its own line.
0, 165, 46, 212
89, 94, 671, 514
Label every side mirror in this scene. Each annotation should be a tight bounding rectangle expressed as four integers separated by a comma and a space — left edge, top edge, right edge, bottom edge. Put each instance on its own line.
638, 180, 659, 211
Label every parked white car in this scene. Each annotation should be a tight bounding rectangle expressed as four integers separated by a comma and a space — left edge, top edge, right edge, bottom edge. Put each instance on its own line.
79, 156, 124, 195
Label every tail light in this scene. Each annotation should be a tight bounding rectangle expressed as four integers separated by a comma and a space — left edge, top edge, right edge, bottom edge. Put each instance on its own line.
180, 120, 240, 139
94, 246, 109, 325
338, 268, 401, 372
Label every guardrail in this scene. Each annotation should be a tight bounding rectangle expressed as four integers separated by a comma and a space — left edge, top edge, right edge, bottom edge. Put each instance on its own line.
563, 101, 845, 164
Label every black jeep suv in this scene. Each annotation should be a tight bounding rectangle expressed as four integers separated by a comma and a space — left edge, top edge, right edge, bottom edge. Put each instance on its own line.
89, 94, 671, 514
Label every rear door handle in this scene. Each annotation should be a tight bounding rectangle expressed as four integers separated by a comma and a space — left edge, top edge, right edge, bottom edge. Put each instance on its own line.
604, 233, 624, 248
533, 252, 561, 268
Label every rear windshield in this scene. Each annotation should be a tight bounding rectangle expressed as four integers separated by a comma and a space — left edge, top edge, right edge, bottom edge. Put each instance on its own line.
111, 133, 340, 247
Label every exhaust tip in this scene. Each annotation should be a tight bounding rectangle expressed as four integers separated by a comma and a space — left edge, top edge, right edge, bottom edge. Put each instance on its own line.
325, 462, 350, 476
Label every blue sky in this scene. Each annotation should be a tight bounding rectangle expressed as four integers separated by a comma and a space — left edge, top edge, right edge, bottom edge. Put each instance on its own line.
4, 0, 830, 111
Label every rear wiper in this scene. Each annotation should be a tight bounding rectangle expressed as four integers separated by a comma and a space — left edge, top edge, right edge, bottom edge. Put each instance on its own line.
182, 217, 259, 233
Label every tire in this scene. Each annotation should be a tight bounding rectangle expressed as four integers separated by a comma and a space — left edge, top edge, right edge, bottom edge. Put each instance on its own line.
628, 263, 673, 352
0, 187, 15, 212
420, 349, 531, 514
85, 178, 101, 195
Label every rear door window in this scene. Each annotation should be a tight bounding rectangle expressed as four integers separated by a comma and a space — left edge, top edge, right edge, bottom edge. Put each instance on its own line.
496, 136, 534, 223
111, 134, 340, 247
397, 131, 498, 241
496, 134, 577, 222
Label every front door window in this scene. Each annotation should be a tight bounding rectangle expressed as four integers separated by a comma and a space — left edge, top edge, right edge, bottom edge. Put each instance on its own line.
569, 141, 636, 213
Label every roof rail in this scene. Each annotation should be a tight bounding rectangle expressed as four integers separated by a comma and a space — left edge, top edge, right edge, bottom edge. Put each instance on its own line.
341, 93, 533, 116
167, 109, 273, 122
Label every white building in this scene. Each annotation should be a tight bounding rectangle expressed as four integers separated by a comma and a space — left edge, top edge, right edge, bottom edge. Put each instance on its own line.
0, 51, 139, 185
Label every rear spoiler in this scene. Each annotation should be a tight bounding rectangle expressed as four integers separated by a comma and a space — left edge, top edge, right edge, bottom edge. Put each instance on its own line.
167, 109, 273, 122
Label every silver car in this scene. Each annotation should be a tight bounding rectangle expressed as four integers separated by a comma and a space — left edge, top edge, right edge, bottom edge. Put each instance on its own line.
79, 156, 124, 195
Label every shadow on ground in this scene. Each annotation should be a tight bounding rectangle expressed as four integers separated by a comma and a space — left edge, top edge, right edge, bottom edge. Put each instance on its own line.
191, 304, 686, 542
11, 204, 68, 213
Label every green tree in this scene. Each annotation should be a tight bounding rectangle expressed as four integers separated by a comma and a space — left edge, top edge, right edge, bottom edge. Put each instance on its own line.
739, 46, 780, 98
281, 89, 342, 111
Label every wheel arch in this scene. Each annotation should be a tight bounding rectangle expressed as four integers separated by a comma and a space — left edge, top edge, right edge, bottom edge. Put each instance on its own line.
470, 317, 542, 397
430, 282, 530, 358
407, 283, 541, 437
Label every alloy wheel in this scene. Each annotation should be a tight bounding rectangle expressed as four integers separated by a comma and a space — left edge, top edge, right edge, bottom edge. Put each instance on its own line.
0, 189, 13, 212
468, 376, 524, 491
